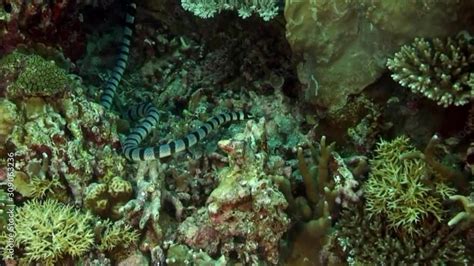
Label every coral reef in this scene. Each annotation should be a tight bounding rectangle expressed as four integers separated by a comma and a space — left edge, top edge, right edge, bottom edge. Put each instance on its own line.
448, 194, 474, 229
15, 199, 94, 264
181, 0, 280, 21
0, 50, 125, 206
0, 0, 86, 59
95, 219, 140, 253
0, 51, 69, 98
387, 32, 474, 107
84, 176, 133, 219
280, 135, 364, 264
0, 99, 19, 153
284, 0, 474, 111
177, 119, 290, 264
332, 206, 468, 265
166, 243, 226, 265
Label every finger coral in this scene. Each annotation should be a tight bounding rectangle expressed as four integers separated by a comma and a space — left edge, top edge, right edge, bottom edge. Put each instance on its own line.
387, 32, 474, 107
448, 195, 474, 228
15, 199, 94, 265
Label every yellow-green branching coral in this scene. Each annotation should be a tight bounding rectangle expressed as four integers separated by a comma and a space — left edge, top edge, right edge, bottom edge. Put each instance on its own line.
387, 32, 474, 107
364, 136, 452, 236
15, 199, 94, 265
0, 51, 70, 98
96, 220, 139, 252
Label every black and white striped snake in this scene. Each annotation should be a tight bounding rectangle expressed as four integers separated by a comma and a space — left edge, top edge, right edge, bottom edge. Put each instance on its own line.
99, 1, 252, 161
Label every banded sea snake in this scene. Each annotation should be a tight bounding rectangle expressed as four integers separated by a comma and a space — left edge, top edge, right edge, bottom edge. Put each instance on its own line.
99, 1, 253, 161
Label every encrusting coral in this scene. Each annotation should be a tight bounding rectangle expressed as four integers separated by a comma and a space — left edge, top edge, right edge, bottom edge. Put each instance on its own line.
387, 32, 474, 107
15, 199, 94, 265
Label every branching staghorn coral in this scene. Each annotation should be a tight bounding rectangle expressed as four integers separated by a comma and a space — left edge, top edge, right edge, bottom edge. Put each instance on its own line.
180, 0, 280, 21
387, 32, 474, 107
364, 136, 457, 236
15, 199, 95, 264
94, 219, 140, 252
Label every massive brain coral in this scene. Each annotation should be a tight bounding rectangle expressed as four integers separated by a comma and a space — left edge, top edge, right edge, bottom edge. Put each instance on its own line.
387, 32, 474, 107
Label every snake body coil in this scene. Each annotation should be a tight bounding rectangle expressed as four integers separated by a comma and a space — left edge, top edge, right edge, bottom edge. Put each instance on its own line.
100, 1, 252, 161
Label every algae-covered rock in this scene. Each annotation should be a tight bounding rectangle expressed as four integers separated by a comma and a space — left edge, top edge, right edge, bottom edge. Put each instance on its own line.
0, 98, 19, 151
284, 0, 474, 111
178, 133, 290, 264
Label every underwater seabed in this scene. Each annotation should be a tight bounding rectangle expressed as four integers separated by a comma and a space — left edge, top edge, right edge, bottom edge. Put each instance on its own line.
0, 0, 473, 265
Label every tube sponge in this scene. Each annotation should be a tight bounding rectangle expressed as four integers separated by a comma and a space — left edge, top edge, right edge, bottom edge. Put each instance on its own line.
387, 32, 474, 107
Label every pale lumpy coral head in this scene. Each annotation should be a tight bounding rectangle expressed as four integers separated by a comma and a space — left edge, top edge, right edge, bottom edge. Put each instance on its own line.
387, 32, 474, 107
0, 51, 70, 98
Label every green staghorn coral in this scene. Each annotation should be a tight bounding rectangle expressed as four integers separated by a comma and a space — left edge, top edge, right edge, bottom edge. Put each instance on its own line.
364, 136, 455, 236
15, 199, 94, 265
96, 219, 139, 252
180, 0, 280, 21
0, 51, 70, 98
387, 32, 474, 107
